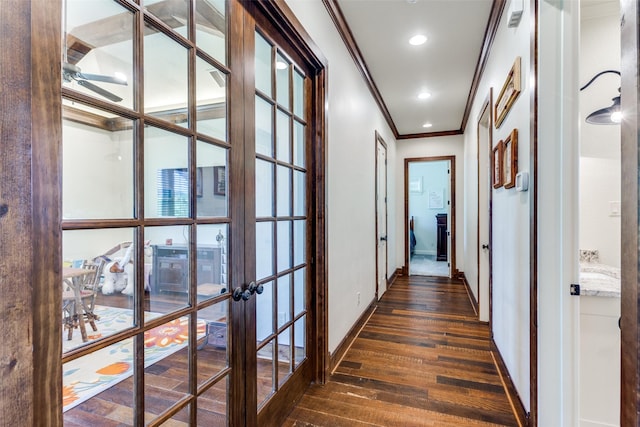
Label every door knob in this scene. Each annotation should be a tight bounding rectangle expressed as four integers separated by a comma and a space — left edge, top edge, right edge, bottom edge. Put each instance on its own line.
248, 281, 264, 295
232, 287, 251, 301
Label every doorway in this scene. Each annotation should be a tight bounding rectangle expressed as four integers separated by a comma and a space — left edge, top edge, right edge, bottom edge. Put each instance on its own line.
477, 92, 493, 323
52, 0, 327, 425
375, 132, 388, 299
578, 1, 621, 425
405, 157, 455, 277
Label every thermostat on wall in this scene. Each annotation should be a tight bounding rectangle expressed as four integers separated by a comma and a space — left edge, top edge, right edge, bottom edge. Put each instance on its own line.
515, 171, 529, 192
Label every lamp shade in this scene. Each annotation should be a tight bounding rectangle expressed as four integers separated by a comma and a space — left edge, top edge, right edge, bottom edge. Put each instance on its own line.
585, 95, 621, 125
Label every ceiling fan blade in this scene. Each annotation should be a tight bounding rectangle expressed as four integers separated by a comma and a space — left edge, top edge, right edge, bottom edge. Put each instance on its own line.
63, 62, 81, 75
77, 72, 127, 85
77, 80, 123, 102
172, 15, 224, 38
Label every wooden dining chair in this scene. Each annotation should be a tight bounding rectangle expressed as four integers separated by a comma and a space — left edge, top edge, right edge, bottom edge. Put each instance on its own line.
62, 258, 106, 341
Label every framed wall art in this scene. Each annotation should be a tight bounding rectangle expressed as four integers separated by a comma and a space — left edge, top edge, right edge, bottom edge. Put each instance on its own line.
213, 166, 226, 196
428, 189, 444, 209
502, 128, 518, 189
494, 57, 522, 128
492, 140, 503, 189
409, 177, 423, 193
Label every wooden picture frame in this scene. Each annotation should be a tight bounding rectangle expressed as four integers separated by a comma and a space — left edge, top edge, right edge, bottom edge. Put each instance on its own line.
492, 141, 503, 188
494, 57, 522, 128
213, 166, 226, 196
502, 129, 518, 189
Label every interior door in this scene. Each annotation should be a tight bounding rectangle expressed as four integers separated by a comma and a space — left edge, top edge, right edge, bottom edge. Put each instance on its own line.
376, 137, 388, 298
478, 98, 492, 322
247, 7, 315, 425
58, 1, 318, 426
60, 1, 239, 425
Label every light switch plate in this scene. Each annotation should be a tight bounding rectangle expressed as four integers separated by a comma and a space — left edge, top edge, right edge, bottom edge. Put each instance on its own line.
515, 171, 529, 192
609, 201, 621, 217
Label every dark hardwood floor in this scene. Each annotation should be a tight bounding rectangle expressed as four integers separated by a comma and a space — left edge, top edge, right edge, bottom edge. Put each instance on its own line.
283, 275, 520, 427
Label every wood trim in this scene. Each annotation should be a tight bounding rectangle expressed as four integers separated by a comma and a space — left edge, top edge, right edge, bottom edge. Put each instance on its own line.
313, 68, 329, 385
460, 0, 507, 131
62, 101, 225, 132
329, 299, 377, 372
258, 362, 313, 427
459, 272, 479, 318
396, 129, 463, 140
404, 156, 457, 278
374, 131, 380, 299
31, 0, 63, 425
234, 4, 253, 425
529, 0, 539, 424
1, 1, 41, 425
254, 0, 328, 69
321, 0, 399, 138
620, 0, 638, 424
387, 267, 402, 288
491, 339, 530, 426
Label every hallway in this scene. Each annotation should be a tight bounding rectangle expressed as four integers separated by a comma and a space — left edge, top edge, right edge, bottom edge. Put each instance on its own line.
284, 276, 519, 426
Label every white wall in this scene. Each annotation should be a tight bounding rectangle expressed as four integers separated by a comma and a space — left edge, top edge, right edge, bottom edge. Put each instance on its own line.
396, 136, 464, 273
285, 0, 398, 354
462, 1, 533, 412
579, 6, 621, 268
62, 121, 134, 220
408, 161, 449, 256
580, 157, 620, 265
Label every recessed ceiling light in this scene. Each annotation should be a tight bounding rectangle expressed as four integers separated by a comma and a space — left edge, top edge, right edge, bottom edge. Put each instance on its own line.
409, 35, 427, 46
422, 123, 433, 128
418, 92, 431, 100
276, 61, 288, 70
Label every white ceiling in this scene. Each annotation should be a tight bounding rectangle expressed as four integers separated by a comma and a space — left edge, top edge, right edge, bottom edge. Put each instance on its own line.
336, 0, 494, 136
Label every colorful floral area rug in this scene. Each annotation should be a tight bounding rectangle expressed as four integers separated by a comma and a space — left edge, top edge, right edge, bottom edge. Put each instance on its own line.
63, 305, 206, 412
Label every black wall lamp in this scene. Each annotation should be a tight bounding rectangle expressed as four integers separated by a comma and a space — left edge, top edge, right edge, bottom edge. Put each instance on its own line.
580, 70, 621, 125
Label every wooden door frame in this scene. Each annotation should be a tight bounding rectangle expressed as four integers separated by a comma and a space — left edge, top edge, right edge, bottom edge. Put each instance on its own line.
374, 131, 388, 299
476, 90, 493, 325
619, 0, 639, 423
3, 0, 63, 425
403, 156, 456, 276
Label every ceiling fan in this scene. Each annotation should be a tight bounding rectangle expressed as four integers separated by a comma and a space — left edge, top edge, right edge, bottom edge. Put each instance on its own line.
62, 63, 128, 102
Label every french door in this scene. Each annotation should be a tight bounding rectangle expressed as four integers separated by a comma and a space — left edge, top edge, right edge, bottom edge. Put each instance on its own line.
59, 1, 323, 425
